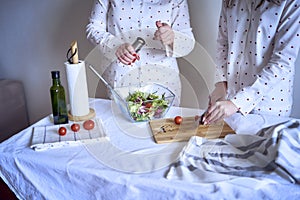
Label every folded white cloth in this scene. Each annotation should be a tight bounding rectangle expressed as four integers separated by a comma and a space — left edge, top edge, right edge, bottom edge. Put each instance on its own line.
166, 120, 300, 184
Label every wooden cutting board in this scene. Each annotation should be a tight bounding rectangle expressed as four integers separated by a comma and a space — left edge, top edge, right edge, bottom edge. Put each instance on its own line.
149, 117, 235, 144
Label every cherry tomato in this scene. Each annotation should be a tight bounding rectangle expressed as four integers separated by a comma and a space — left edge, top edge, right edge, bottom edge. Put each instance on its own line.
83, 120, 95, 130
58, 127, 67, 136
174, 116, 183, 125
71, 123, 80, 132
145, 102, 152, 108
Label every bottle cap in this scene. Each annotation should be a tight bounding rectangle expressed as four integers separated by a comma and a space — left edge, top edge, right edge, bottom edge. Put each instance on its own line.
51, 71, 60, 79
132, 37, 146, 53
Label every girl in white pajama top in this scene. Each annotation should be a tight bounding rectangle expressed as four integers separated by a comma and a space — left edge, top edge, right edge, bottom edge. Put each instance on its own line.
203, 0, 300, 124
86, 0, 195, 106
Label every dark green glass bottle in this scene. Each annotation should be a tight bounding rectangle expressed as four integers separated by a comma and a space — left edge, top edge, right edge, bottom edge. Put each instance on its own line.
50, 71, 68, 124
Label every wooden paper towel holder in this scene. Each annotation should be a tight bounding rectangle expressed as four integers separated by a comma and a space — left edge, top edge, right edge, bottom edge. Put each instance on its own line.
68, 108, 95, 122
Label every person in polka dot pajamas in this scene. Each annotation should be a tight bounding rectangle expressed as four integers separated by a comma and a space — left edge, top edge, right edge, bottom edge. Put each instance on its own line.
203, 0, 300, 124
86, 0, 195, 106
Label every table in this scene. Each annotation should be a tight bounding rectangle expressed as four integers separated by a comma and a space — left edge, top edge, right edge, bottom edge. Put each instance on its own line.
1, 98, 300, 200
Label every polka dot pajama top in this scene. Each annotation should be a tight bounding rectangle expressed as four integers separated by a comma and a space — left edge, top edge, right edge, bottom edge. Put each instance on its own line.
86, 0, 195, 106
216, 0, 300, 116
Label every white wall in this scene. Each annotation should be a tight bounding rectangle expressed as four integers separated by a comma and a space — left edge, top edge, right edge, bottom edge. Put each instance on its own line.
0, 0, 94, 124
178, 0, 222, 109
0, 0, 299, 125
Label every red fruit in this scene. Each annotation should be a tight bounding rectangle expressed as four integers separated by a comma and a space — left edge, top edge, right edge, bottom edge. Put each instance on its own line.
83, 120, 95, 130
174, 116, 183, 125
145, 102, 152, 108
58, 127, 67, 136
71, 123, 80, 132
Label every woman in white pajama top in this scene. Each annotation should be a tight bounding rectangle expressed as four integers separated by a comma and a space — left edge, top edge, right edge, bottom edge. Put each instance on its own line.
86, 0, 195, 106
203, 0, 300, 124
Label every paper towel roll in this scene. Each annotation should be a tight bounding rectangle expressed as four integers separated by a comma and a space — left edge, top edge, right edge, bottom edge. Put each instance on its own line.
65, 60, 90, 117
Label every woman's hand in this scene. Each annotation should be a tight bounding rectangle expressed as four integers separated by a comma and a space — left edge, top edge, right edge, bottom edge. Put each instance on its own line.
201, 81, 236, 124
115, 43, 139, 65
154, 21, 175, 46
209, 81, 228, 106
202, 100, 238, 124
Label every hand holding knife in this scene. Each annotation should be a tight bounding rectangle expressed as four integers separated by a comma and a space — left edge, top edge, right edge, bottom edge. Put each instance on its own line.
198, 101, 239, 125
195, 110, 208, 125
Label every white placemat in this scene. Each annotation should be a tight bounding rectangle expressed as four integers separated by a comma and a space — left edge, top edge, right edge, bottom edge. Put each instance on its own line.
31, 118, 108, 151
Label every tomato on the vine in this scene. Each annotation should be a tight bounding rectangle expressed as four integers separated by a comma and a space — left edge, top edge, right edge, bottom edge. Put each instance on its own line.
71, 123, 80, 132
58, 127, 67, 136
83, 120, 95, 130
174, 116, 183, 125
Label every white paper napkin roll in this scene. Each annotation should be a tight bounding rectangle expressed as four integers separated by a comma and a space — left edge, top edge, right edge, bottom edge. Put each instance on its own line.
65, 60, 90, 117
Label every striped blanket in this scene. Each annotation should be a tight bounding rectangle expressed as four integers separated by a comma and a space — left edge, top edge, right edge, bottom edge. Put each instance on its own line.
166, 120, 300, 184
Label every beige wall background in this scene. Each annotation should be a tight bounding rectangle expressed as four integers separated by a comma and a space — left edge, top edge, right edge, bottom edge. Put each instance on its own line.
0, 0, 299, 125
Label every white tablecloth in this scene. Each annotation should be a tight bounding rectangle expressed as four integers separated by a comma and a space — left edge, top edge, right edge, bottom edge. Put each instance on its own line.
1, 98, 300, 200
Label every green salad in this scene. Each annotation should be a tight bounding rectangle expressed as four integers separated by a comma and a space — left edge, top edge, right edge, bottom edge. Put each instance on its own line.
126, 91, 169, 122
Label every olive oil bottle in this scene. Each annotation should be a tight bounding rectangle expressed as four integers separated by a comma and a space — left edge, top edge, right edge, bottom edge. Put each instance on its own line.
50, 71, 68, 124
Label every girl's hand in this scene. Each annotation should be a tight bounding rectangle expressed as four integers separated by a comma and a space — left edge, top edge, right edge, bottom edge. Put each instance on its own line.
115, 43, 139, 65
154, 21, 175, 46
209, 81, 227, 106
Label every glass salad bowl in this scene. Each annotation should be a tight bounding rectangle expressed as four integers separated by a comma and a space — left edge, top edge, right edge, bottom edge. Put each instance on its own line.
111, 83, 175, 122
